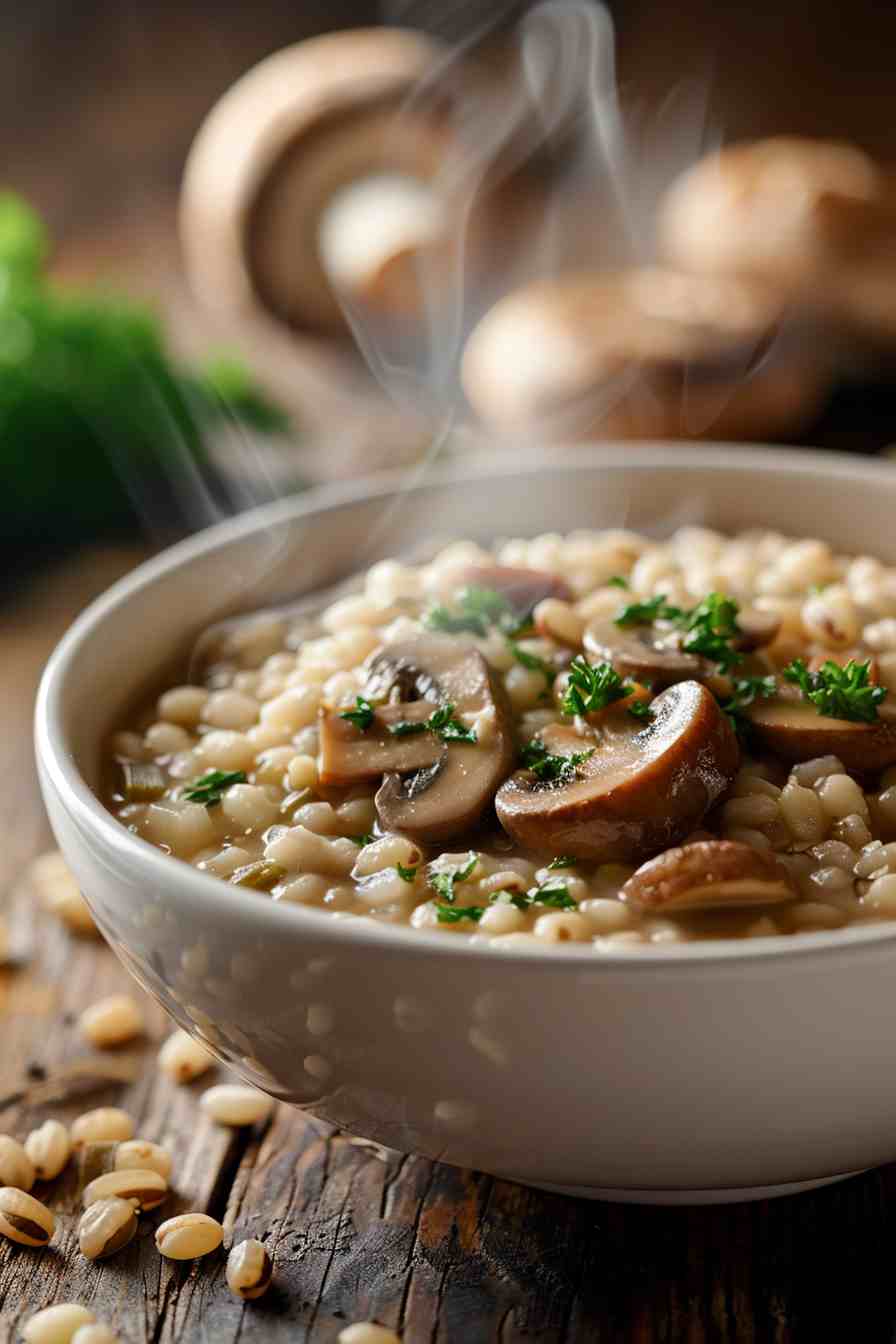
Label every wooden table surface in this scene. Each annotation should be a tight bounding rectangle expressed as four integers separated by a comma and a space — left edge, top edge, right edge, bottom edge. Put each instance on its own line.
2, 552, 896, 1344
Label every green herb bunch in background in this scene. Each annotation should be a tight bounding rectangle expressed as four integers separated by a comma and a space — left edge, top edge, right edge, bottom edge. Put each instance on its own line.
0, 193, 288, 545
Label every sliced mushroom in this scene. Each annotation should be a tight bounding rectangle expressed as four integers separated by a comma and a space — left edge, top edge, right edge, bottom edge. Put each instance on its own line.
359, 636, 516, 843
495, 681, 739, 862
621, 840, 797, 912
747, 688, 896, 771
584, 605, 779, 690
583, 616, 705, 689
318, 701, 442, 787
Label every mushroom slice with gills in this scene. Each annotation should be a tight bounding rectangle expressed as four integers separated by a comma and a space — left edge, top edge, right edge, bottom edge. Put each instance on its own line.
583, 617, 706, 691
746, 686, 896, 771
583, 606, 780, 691
495, 680, 739, 863
621, 841, 797, 912
370, 636, 516, 844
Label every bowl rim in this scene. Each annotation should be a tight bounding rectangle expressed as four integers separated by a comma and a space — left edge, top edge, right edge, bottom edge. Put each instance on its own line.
35, 441, 896, 970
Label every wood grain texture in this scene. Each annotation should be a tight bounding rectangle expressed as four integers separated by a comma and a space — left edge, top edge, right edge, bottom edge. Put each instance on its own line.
2, 551, 896, 1343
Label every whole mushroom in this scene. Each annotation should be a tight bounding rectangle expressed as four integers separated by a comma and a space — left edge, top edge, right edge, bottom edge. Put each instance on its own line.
461, 268, 828, 443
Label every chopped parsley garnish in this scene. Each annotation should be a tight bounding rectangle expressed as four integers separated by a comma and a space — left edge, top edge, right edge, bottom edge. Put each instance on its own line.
562, 657, 634, 717
614, 590, 745, 673
607, 575, 629, 589
782, 658, 886, 723
435, 903, 486, 924
182, 769, 247, 806
627, 699, 654, 721
396, 863, 418, 883
506, 640, 553, 686
681, 593, 743, 673
435, 877, 579, 923
425, 585, 533, 639
339, 696, 375, 731
614, 594, 685, 627
389, 701, 477, 744
351, 833, 376, 847
529, 880, 577, 910
547, 855, 577, 870
720, 674, 777, 739
428, 852, 478, 903
521, 738, 595, 784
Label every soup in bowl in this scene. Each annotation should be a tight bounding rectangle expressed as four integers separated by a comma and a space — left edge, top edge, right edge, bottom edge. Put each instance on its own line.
35, 447, 896, 1202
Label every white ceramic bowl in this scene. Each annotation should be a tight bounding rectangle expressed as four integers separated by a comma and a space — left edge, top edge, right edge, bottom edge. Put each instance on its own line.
35, 446, 896, 1204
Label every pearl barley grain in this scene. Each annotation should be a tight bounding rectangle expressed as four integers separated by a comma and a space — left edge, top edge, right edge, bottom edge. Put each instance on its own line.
71, 1108, 134, 1148
338, 1325, 402, 1344
155, 1212, 223, 1260
0, 1187, 55, 1245
22, 1305, 95, 1344
200, 1085, 273, 1127
226, 1238, 274, 1300
78, 1196, 138, 1260
72, 1327, 119, 1344
0, 1135, 34, 1190
79, 995, 144, 1048
82, 1169, 168, 1212
115, 1140, 172, 1181
24, 1121, 70, 1181
158, 1029, 215, 1083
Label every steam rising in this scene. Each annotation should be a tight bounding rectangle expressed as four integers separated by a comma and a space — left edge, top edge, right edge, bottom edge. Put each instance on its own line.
340, 1, 724, 439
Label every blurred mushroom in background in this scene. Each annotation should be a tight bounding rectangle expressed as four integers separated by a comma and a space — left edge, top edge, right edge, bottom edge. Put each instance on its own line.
461, 268, 831, 442
658, 137, 896, 355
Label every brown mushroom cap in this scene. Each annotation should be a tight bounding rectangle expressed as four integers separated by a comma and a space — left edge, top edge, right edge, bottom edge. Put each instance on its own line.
495, 681, 739, 862
659, 138, 887, 292
747, 690, 896, 771
358, 635, 515, 843
621, 840, 797, 912
460, 267, 826, 443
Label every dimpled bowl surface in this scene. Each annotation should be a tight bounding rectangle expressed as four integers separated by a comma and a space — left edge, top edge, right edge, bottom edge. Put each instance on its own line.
34, 446, 896, 1202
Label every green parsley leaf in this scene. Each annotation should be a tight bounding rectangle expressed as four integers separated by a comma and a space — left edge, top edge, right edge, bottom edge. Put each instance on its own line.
681, 593, 744, 673
782, 658, 886, 723
529, 880, 578, 910
182, 769, 247, 806
428, 852, 478, 903
424, 585, 534, 639
507, 640, 553, 686
425, 585, 511, 637
396, 863, 418, 883
339, 696, 375, 731
351, 833, 376, 847
388, 719, 427, 737
607, 575, 630, 589
614, 594, 685, 628
627, 700, 654, 721
562, 657, 634, 717
521, 738, 595, 784
435, 903, 486, 924
720, 674, 777, 739
389, 701, 477, 744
